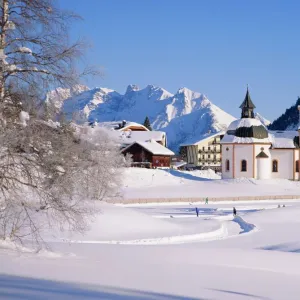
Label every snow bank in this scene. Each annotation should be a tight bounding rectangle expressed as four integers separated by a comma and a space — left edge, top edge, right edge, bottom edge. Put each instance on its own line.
83, 223, 227, 245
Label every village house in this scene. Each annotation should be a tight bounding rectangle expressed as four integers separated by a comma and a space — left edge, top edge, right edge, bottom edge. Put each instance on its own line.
179, 132, 224, 171
121, 139, 175, 168
221, 88, 300, 180
98, 120, 167, 147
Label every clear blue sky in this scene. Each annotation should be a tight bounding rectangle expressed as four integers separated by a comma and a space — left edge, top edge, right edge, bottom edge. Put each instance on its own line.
59, 0, 300, 121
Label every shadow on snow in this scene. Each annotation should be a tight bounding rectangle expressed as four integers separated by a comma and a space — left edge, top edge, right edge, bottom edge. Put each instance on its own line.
209, 288, 271, 299
260, 242, 300, 253
0, 274, 210, 300
162, 169, 214, 182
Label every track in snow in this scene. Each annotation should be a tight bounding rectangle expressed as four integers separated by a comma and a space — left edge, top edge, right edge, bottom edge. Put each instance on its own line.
62, 216, 257, 246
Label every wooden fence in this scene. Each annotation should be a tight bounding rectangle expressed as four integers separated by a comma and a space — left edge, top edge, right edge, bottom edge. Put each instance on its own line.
111, 194, 300, 204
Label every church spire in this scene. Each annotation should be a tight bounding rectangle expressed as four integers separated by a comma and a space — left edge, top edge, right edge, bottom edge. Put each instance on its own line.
239, 85, 256, 118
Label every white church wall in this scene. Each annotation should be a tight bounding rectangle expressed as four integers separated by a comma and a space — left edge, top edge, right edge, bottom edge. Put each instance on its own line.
221, 144, 234, 179
257, 158, 271, 179
270, 149, 294, 180
294, 149, 300, 181
234, 144, 254, 178
254, 144, 271, 179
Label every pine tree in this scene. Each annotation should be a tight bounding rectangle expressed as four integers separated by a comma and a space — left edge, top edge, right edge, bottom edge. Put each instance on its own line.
143, 116, 152, 131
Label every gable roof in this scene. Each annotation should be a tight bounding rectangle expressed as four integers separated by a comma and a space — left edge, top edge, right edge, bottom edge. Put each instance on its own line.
122, 140, 175, 156
98, 121, 149, 132
116, 130, 165, 145
256, 151, 269, 158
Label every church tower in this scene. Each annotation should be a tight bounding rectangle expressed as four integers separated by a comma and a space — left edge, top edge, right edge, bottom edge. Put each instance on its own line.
239, 86, 256, 118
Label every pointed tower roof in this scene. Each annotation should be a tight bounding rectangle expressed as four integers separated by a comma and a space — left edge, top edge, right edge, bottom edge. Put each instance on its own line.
239, 86, 256, 109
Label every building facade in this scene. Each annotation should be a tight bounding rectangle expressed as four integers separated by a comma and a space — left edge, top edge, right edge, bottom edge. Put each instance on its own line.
221, 88, 300, 180
180, 132, 224, 170
121, 140, 175, 168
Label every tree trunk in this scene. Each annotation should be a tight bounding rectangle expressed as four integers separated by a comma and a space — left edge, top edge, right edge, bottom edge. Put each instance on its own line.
0, 0, 8, 100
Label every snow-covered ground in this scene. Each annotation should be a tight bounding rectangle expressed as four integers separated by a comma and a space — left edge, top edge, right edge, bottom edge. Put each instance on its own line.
121, 168, 300, 200
2, 169, 300, 299
2, 199, 300, 299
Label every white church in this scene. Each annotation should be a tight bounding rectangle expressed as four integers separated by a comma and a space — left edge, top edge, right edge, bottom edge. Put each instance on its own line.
221, 88, 300, 180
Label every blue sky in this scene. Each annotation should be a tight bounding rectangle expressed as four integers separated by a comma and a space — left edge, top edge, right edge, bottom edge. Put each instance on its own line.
59, 0, 300, 121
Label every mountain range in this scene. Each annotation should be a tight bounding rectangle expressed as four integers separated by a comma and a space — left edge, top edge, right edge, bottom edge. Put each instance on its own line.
46, 84, 270, 151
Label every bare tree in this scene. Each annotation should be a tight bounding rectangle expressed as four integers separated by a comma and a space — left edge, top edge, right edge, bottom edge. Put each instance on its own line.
0, 0, 123, 249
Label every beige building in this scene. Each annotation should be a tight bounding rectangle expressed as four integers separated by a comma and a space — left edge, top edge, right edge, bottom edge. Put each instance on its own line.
180, 132, 224, 170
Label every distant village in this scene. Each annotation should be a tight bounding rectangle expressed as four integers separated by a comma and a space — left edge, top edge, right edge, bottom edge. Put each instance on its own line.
90, 89, 300, 181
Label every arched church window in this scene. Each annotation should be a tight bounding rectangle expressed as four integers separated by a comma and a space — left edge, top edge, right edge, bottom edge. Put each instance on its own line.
241, 160, 247, 172
272, 160, 278, 173
296, 160, 299, 173
226, 159, 230, 172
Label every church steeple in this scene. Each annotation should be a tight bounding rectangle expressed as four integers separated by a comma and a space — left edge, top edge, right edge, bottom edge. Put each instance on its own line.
239, 86, 256, 118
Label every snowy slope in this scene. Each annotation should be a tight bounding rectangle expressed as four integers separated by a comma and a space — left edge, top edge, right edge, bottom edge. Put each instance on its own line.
46, 85, 270, 151
45, 85, 90, 112
121, 168, 300, 200
254, 112, 271, 126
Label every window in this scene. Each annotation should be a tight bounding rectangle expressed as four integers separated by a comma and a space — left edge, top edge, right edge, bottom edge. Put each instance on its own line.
208, 155, 211, 159
272, 160, 278, 173
296, 160, 299, 173
202, 146, 205, 151
226, 159, 230, 172
214, 146, 216, 151
214, 155, 216, 160
202, 155, 205, 159
241, 160, 247, 172
208, 147, 211, 151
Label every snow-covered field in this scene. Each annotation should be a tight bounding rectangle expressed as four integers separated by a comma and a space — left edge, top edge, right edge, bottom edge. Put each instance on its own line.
2, 199, 300, 299
2, 169, 300, 299
122, 168, 300, 200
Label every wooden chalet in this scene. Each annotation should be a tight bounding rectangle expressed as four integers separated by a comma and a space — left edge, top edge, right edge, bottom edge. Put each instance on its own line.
121, 139, 175, 168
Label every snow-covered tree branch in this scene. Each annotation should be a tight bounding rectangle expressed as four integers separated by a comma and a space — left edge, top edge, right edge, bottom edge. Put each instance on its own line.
0, 0, 124, 249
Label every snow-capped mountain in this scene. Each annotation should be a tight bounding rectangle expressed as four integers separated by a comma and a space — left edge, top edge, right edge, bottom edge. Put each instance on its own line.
254, 112, 271, 127
45, 84, 90, 112
46, 84, 268, 151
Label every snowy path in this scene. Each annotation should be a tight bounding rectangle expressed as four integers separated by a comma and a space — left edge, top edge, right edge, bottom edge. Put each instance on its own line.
58, 207, 260, 246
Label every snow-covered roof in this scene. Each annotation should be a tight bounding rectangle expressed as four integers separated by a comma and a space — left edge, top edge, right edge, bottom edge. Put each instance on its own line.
98, 121, 149, 132
114, 130, 165, 145
227, 118, 265, 131
269, 131, 298, 149
221, 130, 299, 148
122, 140, 174, 156
180, 131, 225, 146
171, 161, 187, 168
221, 135, 271, 144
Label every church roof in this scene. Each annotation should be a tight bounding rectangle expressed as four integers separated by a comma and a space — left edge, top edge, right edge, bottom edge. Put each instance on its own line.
224, 118, 269, 141
256, 151, 269, 158
239, 87, 256, 109
221, 129, 299, 148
